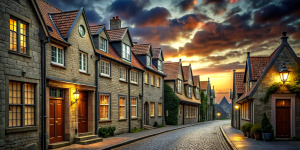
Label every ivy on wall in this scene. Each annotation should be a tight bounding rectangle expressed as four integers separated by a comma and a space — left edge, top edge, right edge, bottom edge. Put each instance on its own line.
261, 82, 281, 103
200, 90, 207, 121
164, 83, 179, 125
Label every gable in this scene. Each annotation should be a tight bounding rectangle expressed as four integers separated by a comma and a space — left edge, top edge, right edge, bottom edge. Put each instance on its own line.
178, 64, 183, 80
100, 29, 108, 40
188, 68, 193, 85
122, 31, 132, 46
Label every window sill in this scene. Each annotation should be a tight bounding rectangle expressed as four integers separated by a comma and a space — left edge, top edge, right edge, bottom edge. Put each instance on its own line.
99, 119, 112, 123
158, 116, 162, 117
100, 74, 112, 79
150, 116, 155, 118
131, 117, 138, 120
241, 118, 250, 121
144, 83, 149, 85
51, 63, 66, 69
151, 85, 155, 87
80, 71, 90, 75
119, 79, 128, 83
130, 82, 139, 86
118, 119, 127, 121
9, 50, 31, 58
6, 126, 38, 134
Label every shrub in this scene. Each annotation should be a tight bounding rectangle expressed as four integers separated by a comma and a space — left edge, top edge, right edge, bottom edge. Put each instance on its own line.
158, 124, 166, 128
200, 90, 207, 121
261, 112, 273, 133
131, 127, 142, 133
241, 124, 246, 133
98, 126, 116, 138
244, 123, 253, 131
251, 124, 262, 134
164, 83, 180, 125
153, 121, 158, 127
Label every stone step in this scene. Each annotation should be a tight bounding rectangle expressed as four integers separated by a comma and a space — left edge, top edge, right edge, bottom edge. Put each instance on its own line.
143, 125, 157, 130
79, 132, 93, 137
48, 141, 71, 149
73, 135, 98, 143
77, 138, 103, 145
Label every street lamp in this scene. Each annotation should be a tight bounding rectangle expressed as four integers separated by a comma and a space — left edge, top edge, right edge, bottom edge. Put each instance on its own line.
279, 63, 290, 84
217, 112, 221, 120
235, 105, 239, 129
72, 87, 80, 106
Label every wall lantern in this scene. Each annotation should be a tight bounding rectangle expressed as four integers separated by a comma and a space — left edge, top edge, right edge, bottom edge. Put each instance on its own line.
279, 63, 290, 84
72, 87, 80, 106
235, 105, 239, 110
217, 112, 221, 116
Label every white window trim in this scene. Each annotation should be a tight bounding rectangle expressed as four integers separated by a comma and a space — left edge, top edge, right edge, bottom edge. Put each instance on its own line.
100, 37, 107, 52
130, 70, 138, 84
158, 60, 162, 71
100, 94, 110, 120
122, 43, 131, 61
178, 80, 182, 93
51, 46, 64, 66
131, 97, 137, 118
119, 96, 126, 119
100, 60, 110, 77
146, 55, 152, 67
119, 67, 126, 81
79, 52, 87, 73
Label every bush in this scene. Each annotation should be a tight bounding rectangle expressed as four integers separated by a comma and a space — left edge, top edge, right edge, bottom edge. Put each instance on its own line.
153, 121, 158, 127
200, 90, 207, 121
158, 124, 166, 128
251, 124, 262, 134
261, 112, 273, 133
244, 123, 253, 131
164, 83, 180, 125
98, 126, 116, 138
131, 127, 142, 133
241, 124, 246, 133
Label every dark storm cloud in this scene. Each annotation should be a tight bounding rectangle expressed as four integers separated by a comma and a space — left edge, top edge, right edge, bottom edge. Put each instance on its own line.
175, 0, 196, 12
134, 7, 171, 27
202, 0, 227, 15
246, 0, 272, 9
226, 6, 242, 18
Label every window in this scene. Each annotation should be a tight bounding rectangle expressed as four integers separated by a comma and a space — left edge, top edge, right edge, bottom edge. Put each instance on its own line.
100, 37, 107, 52
186, 106, 189, 118
178, 80, 182, 93
150, 102, 155, 117
122, 43, 131, 60
158, 103, 162, 116
10, 18, 28, 54
130, 70, 138, 84
49, 88, 63, 98
131, 98, 137, 118
156, 77, 160, 87
196, 88, 199, 99
101, 60, 110, 76
151, 75, 155, 86
119, 67, 126, 81
100, 95, 110, 120
195, 106, 197, 118
188, 86, 192, 98
241, 102, 250, 120
79, 52, 87, 72
119, 97, 126, 119
158, 60, 162, 71
146, 55, 151, 67
179, 105, 182, 116
9, 81, 36, 127
144, 72, 149, 84
51, 46, 64, 66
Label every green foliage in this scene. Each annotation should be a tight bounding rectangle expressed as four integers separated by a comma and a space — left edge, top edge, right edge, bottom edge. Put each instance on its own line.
244, 123, 253, 131
158, 124, 166, 128
251, 124, 262, 134
241, 124, 246, 133
164, 83, 179, 125
153, 121, 158, 127
131, 127, 143, 133
261, 112, 273, 133
200, 90, 208, 121
261, 82, 281, 103
98, 126, 116, 138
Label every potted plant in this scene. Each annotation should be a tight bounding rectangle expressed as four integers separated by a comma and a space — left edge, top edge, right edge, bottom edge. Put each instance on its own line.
244, 123, 253, 138
241, 124, 247, 137
261, 112, 273, 142
251, 124, 262, 140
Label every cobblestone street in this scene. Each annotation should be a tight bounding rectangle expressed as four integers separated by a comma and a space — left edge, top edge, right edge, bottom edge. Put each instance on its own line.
115, 120, 231, 150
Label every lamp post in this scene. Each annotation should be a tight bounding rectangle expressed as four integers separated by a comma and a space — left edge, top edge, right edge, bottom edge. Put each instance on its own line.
217, 112, 221, 120
235, 105, 239, 129
73, 87, 80, 137
279, 63, 290, 84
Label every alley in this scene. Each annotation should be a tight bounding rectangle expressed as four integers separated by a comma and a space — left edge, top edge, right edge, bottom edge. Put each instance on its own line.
115, 120, 231, 150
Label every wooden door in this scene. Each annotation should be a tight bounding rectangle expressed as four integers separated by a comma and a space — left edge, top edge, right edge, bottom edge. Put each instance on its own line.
50, 100, 64, 143
144, 102, 149, 125
78, 92, 88, 133
276, 99, 290, 138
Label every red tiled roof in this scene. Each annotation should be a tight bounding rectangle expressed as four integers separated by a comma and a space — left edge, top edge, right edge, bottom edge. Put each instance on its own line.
107, 28, 127, 41
200, 81, 208, 90
250, 57, 270, 80
90, 25, 104, 35
237, 82, 257, 102
193, 76, 199, 87
36, 0, 67, 43
163, 62, 180, 80
235, 72, 245, 94
132, 43, 150, 55
182, 66, 190, 81
50, 10, 79, 37
153, 48, 161, 59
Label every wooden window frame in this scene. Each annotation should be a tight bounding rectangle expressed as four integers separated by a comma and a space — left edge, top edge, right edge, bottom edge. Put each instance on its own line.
150, 102, 155, 117
100, 37, 107, 52
131, 97, 137, 118
79, 52, 88, 73
51, 45, 64, 66
119, 96, 126, 119
158, 103, 162, 117
156, 77, 160, 87
144, 72, 149, 84
10, 17, 28, 54
177, 79, 182, 93
122, 43, 131, 61
130, 70, 138, 84
100, 94, 110, 120
119, 67, 127, 81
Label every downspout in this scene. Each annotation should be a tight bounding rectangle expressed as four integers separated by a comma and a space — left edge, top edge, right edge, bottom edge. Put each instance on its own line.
42, 37, 50, 150
141, 72, 144, 129
182, 103, 185, 125
128, 66, 132, 133
162, 78, 165, 124
95, 54, 101, 134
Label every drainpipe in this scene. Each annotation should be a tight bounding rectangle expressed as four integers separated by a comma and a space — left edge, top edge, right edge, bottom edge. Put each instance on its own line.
128, 66, 132, 133
95, 54, 101, 135
182, 103, 185, 125
141, 72, 144, 129
42, 37, 50, 150
162, 78, 165, 124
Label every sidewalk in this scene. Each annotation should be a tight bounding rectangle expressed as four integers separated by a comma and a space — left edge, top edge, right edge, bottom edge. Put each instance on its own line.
56, 121, 212, 150
221, 124, 300, 150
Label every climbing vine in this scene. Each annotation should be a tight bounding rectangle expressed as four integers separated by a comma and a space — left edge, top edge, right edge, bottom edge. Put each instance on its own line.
200, 90, 207, 122
261, 82, 281, 103
164, 83, 179, 125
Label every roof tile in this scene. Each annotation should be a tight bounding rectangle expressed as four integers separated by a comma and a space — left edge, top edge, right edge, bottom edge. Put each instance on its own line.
200, 81, 208, 90
163, 62, 180, 80
193, 76, 199, 87
50, 10, 79, 37
90, 25, 104, 35
182, 66, 190, 81
152, 48, 161, 59
235, 72, 245, 94
107, 28, 127, 41
132, 43, 150, 55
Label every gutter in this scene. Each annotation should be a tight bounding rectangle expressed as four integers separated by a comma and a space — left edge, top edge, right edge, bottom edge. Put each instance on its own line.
42, 37, 50, 150
128, 66, 132, 133
95, 54, 101, 134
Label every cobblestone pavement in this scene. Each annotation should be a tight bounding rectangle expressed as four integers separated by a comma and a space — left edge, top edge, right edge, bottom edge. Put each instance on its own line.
115, 120, 231, 150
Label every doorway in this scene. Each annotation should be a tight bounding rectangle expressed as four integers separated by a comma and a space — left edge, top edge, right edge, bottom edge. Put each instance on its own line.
144, 102, 149, 125
78, 91, 88, 133
49, 99, 64, 143
276, 99, 290, 138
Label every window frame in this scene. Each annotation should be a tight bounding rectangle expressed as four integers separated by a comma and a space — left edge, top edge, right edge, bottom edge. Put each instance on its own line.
146, 55, 152, 67
158, 60, 162, 71
100, 94, 110, 120
156, 77, 160, 87
119, 67, 127, 81
79, 51, 88, 73
151, 74, 155, 86
51, 45, 64, 66
241, 102, 250, 120
188, 86, 192, 98
144, 72, 149, 84
100, 60, 110, 77
122, 43, 131, 61
150, 102, 155, 117
10, 17, 28, 55
158, 103, 162, 117
131, 97, 137, 118
119, 96, 126, 119
100, 37, 107, 52
130, 70, 138, 84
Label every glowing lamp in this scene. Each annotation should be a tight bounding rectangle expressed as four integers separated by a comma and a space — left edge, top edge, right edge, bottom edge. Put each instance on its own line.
71, 87, 80, 106
235, 105, 239, 109
279, 63, 290, 84
217, 112, 221, 116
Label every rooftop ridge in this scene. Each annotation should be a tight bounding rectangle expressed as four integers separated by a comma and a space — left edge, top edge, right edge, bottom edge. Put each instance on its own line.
50, 9, 80, 15
90, 24, 105, 27
43, 0, 62, 12
107, 27, 128, 31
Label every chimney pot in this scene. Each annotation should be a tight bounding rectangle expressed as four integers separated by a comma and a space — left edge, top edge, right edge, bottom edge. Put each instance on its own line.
113, 17, 115, 19
247, 52, 250, 58
116, 16, 119, 19
282, 31, 287, 37
110, 16, 121, 30
281, 31, 288, 43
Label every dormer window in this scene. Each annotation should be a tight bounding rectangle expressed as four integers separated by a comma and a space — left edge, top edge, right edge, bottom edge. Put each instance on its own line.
146, 55, 152, 67
158, 60, 162, 71
122, 43, 131, 61
196, 88, 199, 99
188, 86, 192, 98
177, 80, 182, 93
100, 37, 107, 52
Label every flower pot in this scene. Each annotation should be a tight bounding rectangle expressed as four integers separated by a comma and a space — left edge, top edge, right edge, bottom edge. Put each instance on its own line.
246, 131, 251, 138
262, 133, 272, 142
250, 132, 255, 139
254, 133, 261, 140
243, 131, 247, 137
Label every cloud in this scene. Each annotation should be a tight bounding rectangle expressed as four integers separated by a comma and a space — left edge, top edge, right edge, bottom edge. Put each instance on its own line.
202, 0, 228, 15
175, 0, 196, 12
246, 0, 272, 9
193, 61, 245, 75
134, 7, 171, 27
226, 6, 242, 18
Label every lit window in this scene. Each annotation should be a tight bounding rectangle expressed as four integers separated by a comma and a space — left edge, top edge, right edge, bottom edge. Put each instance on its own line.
178, 80, 182, 93
119, 67, 126, 81
241, 101, 250, 120
151, 75, 155, 86
158, 60, 162, 71
79, 52, 87, 72
100, 95, 110, 120
119, 97, 126, 119
101, 60, 110, 76
49, 88, 63, 98
10, 18, 27, 54
122, 43, 131, 60
150, 102, 155, 117
130, 70, 138, 84
144, 72, 149, 84
146, 55, 151, 67
156, 77, 160, 87
158, 103, 162, 116
131, 98, 137, 118
51, 46, 64, 66
100, 37, 107, 52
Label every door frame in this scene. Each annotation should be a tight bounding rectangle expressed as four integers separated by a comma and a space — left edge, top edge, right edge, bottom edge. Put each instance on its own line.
271, 94, 296, 138
144, 102, 149, 125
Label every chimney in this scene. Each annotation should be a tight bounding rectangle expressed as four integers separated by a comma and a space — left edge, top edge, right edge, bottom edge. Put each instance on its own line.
208, 77, 210, 82
281, 31, 288, 43
133, 42, 138, 44
110, 16, 121, 30
247, 52, 250, 58
179, 58, 181, 62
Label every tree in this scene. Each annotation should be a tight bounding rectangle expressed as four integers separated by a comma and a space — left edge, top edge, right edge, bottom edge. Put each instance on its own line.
200, 90, 207, 121
164, 83, 180, 125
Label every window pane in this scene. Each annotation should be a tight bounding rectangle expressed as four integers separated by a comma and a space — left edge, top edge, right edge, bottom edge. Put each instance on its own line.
10, 18, 17, 51
9, 81, 21, 104
25, 106, 35, 126
25, 83, 35, 105
158, 103, 162, 116
100, 95, 110, 119
9, 105, 21, 127
131, 98, 137, 117
119, 97, 126, 119
150, 102, 155, 117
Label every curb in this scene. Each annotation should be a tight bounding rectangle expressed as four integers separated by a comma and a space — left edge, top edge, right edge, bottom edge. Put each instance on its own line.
220, 125, 237, 150
101, 121, 212, 150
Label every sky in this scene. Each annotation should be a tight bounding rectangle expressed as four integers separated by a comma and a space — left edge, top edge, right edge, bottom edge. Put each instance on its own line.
46, 0, 300, 104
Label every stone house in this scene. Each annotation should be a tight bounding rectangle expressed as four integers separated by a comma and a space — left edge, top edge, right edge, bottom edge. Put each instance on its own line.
90, 17, 144, 134
131, 43, 166, 127
36, 0, 101, 148
0, 0, 49, 149
193, 75, 201, 121
200, 79, 212, 120
235, 32, 300, 138
231, 71, 245, 129
163, 60, 201, 125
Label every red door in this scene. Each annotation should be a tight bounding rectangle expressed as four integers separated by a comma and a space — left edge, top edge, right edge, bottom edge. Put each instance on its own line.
50, 100, 64, 143
276, 99, 290, 138
78, 92, 88, 133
